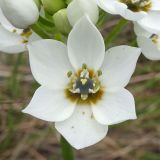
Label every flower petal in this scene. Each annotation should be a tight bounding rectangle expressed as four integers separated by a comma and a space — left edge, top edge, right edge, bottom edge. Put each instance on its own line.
115, 2, 147, 21
23, 86, 76, 122
137, 11, 160, 34
67, 0, 99, 26
101, 45, 141, 90
27, 39, 73, 89
151, 0, 160, 11
134, 22, 151, 37
95, 0, 117, 14
92, 88, 136, 125
55, 106, 108, 149
137, 36, 160, 60
0, 25, 26, 53
68, 16, 105, 70
0, 7, 12, 27
0, 8, 23, 34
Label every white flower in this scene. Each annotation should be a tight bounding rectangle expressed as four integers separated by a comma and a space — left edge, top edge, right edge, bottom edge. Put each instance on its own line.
96, 0, 160, 32
0, 0, 39, 29
134, 23, 160, 60
23, 16, 141, 149
67, 0, 99, 26
0, 8, 40, 54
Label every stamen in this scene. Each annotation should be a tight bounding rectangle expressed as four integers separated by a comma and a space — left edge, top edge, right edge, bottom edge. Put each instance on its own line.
150, 34, 160, 48
82, 63, 87, 69
12, 29, 17, 33
81, 94, 88, 101
66, 64, 102, 101
97, 70, 102, 77
67, 71, 72, 78
21, 39, 28, 44
120, 0, 152, 12
21, 28, 32, 39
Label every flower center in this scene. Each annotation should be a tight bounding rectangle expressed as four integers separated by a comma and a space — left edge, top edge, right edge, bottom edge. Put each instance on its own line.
65, 64, 104, 105
150, 34, 160, 49
119, 0, 152, 12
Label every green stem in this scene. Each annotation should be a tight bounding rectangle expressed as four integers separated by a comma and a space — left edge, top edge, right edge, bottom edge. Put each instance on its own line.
9, 54, 23, 97
60, 136, 74, 160
130, 38, 137, 47
104, 18, 128, 48
31, 23, 51, 39
97, 11, 110, 29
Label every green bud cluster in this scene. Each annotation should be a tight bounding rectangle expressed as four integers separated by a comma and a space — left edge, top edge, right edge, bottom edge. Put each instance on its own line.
53, 9, 71, 34
41, 0, 72, 15
39, 0, 72, 35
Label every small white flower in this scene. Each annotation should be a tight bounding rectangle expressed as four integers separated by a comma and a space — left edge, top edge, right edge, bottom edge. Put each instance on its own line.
134, 23, 160, 60
23, 16, 141, 149
0, 0, 39, 29
0, 8, 40, 54
67, 0, 99, 26
96, 0, 160, 32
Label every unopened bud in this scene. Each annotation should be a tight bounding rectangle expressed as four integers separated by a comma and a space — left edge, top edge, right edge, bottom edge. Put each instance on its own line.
1, 0, 39, 29
34, 0, 41, 10
53, 9, 71, 34
65, 0, 72, 5
41, 0, 66, 15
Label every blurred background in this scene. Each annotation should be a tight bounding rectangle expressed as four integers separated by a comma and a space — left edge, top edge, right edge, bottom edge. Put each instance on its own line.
0, 17, 160, 160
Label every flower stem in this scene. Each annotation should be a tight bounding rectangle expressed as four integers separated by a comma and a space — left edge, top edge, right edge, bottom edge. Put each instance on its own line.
60, 136, 75, 160
31, 23, 51, 39
104, 18, 128, 48
8, 54, 23, 97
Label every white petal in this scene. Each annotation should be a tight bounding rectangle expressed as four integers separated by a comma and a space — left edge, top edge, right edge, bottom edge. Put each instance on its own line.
67, 0, 99, 26
28, 31, 41, 42
55, 106, 108, 149
115, 2, 147, 21
134, 22, 151, 37
23, 86, 75, 122
0, 7, 12, 27
137, 36, 160, 60
151, 0, 160, 11
27, 39, 73, 89
92, 88, 136, 125
0, 25, 26, 53
95, 0, 118, 14
68, 16, 105, 70
101, 46, 141, 90
0, 8, 23, 33
137, 11, 160, 34
1, 0, 39, 29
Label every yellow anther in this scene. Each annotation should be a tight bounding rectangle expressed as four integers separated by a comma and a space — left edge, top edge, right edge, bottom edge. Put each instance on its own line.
21, 39, 28, 44
81, 78, 87, 85
12, 29, 17, 33
151, 34, 159, 44
81, 94, 88, 101
67, 71, 72, 78
97, 70, 102, 77
82, 63, 87, 69
21, 29, 32, 39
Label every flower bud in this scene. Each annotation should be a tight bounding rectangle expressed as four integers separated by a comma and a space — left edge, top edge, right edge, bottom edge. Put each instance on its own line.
33, 0, 41, 10
53, 9, 71, 34
67, 0, 99, 26
65, 0, 72, 5
1, 0, 39, 29
41, 0, 66, 15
